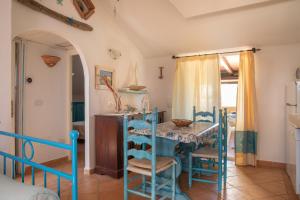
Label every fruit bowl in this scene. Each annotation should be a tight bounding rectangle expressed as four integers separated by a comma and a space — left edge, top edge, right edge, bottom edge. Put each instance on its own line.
171, 119, 193, 127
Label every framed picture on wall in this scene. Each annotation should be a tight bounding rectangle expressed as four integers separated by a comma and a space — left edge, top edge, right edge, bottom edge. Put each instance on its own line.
95, 66, 115, 90
73, 0, 95, 20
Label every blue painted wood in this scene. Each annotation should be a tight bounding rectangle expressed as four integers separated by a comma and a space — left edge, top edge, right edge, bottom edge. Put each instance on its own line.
128, 120, 152, 130
12, 160, 15, 179
0, 130, 79, 200
142, 108, 154, 122
188, 109, 228, 193
22, 140, 34, 161
128, 149, 152, 160
44, 171, 47, 188
3, 156, 6, 175
57, 176, 61, 197
70, 130, 79, 200
193, 106, 216, 123
147, 137, 190, 200
217, 110, 223, 192
223, 109, 228, 185
0, 131, 72, 150
123, 115, 129, 200
128, 135, 152, 145
32, 167, 35, 185
124, 107, 176, 200
21, 159, 25, 183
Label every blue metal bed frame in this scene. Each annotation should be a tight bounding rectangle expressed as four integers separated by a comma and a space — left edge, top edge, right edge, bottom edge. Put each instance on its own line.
0, 130, 79, 200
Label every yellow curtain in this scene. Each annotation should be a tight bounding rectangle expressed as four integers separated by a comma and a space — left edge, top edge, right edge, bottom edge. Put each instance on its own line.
172, 55, 220, 120
235, 51, 258, 166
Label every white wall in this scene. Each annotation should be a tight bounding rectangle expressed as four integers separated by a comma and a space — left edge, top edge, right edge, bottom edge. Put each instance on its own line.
0, 1, 12, 131
255, 43, 300, 163
22, 41, 68, 163
12, 0, 145, 170
0, 0, 14, 176
144, 56, 176, 121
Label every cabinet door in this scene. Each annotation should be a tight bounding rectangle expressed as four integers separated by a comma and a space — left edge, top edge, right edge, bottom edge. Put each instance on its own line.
286, 122, 296, 190
95, 116, 119, 170
287, 123, 296, 165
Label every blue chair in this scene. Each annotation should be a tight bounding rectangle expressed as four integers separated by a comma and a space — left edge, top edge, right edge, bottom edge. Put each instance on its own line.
188, 109, 228, 192
124, 108, 177, 200
192, 106, 217, 168
193, 106, 216, 123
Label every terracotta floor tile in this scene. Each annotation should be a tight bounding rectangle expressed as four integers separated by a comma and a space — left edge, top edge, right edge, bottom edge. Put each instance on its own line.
20, 144, 297, 200
220, 187, 252, 200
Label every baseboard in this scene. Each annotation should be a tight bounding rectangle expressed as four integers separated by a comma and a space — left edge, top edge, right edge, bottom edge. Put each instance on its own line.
84, 167, 95, 175
257, 160, 286, 169
24, 156, 69, 175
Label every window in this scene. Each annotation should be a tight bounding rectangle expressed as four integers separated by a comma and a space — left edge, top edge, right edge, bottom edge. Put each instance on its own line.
221, 82, 238, 108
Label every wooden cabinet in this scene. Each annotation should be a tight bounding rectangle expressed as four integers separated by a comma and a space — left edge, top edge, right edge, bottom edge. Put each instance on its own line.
95, 111, 165, 178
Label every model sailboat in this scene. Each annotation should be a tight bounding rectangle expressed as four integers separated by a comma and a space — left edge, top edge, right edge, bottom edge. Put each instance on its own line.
120, 63, 147, 92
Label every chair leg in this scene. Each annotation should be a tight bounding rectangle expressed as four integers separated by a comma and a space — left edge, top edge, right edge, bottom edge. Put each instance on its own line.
224, 156, 227, 186
124, 169, 128, 200
172, 164, 176, 200
151, 175, 156, 200
142, 175, 146, 192
188, 152, 192, 188
208, 159, 213, 169
218, 158, 222, 192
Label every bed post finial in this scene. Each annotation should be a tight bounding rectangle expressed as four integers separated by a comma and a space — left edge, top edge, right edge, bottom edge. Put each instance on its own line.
70, 130, 79, 200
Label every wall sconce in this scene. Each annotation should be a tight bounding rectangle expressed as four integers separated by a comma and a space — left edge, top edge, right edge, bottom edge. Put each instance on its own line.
158, 66, 164, 79
108, 48, 122, 60
41, 55, 61, 67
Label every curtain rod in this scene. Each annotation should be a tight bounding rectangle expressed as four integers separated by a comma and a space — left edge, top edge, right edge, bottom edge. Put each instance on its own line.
172, 47, 261, 59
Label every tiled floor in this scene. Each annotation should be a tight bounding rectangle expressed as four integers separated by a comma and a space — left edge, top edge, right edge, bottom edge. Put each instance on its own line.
22, 145, 299, 200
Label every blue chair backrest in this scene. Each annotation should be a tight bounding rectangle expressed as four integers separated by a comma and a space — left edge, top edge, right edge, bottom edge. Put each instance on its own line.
217, 109, 228, 156
142, 109, 155, 123
124, 108, 158, 174
193, 106, 216, 123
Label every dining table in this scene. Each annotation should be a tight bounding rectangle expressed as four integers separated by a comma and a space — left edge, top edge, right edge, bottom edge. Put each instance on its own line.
133, 121, 219, 200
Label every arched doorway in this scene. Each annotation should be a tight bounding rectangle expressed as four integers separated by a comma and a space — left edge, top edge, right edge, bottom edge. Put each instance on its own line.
12, 30, 90, 172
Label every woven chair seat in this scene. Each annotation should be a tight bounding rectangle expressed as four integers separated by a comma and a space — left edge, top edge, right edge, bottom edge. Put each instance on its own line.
192, 147, 225, 159
128, 157, 175, 176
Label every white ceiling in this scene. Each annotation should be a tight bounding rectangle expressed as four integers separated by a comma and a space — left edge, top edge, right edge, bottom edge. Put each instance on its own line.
17, 30, 73, 50
103, 0, 300, 58
169, 0, 272, 18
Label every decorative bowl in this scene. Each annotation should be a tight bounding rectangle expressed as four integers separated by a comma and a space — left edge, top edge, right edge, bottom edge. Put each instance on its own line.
172, 119, 193, 127
128, 85, 146, 91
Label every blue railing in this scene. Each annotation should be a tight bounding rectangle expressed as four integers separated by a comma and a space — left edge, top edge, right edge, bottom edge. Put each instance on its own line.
0, 130, 79, 200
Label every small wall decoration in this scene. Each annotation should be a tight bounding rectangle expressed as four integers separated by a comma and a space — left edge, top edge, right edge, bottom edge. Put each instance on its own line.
56, 0, 63, 5
108, 48, 122, 60
17, 0, 93, 31
158, 66, 164, 79
73, 0, 95, 20
41, 55, 61, 67
95, 66, 115, 90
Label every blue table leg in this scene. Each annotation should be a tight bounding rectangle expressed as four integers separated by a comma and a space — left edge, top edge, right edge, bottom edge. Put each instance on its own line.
178, 143, 197, 172
155, 138, 191, 200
